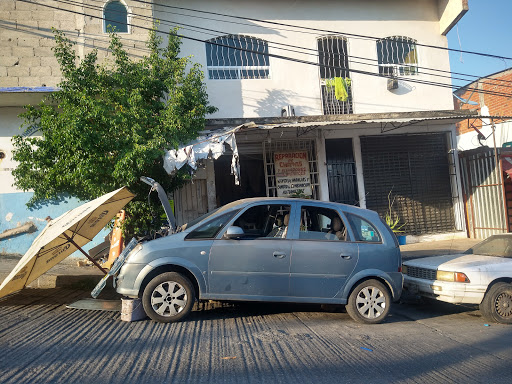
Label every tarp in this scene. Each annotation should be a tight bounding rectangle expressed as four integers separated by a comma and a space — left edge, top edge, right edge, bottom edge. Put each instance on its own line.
163, 125, 246, 185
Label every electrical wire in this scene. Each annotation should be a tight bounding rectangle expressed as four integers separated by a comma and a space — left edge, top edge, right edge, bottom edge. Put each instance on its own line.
58, 0, 512, 88
13, 0, 512, 99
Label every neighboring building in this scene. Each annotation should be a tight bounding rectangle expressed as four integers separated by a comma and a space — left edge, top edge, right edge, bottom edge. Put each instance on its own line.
454, 68, 512, 239
1, 0, 475, 254
0, 0, 152, 254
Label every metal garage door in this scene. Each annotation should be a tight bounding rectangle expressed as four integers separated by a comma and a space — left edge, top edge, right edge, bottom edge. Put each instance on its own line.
360, 133, 456, 235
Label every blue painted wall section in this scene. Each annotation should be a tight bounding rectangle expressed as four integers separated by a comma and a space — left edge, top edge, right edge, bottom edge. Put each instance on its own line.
0, 192, 109, 257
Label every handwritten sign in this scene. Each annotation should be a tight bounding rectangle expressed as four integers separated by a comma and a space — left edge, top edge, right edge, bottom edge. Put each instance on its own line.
274, 151, 312, 197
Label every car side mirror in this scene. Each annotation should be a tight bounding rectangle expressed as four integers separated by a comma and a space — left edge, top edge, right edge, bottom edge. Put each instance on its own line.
223, 226, 245, 239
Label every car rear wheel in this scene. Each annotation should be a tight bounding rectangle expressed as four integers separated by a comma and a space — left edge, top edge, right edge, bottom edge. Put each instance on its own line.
346, 279, 391, 324
480, 282, 512, 324
142, 272, 195, 323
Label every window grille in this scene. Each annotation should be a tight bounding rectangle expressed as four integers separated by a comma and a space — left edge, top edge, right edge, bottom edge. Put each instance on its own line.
206, 35, 270, 80
376, 36, 418, 76
317, 36, 353, 115
104, 1, 128, 33
263, 139, 319, 199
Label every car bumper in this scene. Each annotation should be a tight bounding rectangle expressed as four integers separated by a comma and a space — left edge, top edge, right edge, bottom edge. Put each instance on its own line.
115, 262, 147, 298
404, 276, 486, 304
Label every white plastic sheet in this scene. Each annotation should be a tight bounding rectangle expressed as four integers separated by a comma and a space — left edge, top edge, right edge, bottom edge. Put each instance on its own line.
163, 125, 242, 185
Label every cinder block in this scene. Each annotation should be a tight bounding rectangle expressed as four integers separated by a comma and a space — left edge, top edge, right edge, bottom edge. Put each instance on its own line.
39, 37, 57, 48
0, 56, 19, 66
0, 1, 15, 11
40, 76, 60, 87
7, 66, 29, 77
17, 76, 42, 87
0, 77, 19, 87
19, 57, 41, 67
40, 56, 58, 67
17, 38, 40, 47
34, 47, 53, 57
0, 67, 7, 77
30, 66, 52, 77
12, 47, 34, 57
0, 47, 13, 57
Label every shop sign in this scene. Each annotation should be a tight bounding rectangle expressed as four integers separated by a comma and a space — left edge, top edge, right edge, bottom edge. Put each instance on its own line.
274, 151, 312, 197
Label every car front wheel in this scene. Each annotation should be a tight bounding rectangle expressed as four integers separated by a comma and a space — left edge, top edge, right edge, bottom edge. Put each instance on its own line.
142, 272, 195, 323
480, 282, 512, 324
345, 279, 391, 324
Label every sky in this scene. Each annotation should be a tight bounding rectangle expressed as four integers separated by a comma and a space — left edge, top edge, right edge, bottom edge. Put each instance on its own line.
447, 0, 512, 88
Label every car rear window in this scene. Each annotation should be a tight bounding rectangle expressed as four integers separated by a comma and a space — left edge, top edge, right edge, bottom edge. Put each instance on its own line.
345, 213, 381, 243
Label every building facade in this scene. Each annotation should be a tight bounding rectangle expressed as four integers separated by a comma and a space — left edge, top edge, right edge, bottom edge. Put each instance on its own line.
1, 0, 472, 255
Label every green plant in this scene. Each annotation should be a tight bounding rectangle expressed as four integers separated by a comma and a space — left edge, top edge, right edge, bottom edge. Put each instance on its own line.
12, 26, 216, 238
385, 191, 406, 233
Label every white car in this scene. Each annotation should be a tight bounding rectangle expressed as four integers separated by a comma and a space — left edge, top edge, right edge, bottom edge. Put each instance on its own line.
403, 234, 512, 324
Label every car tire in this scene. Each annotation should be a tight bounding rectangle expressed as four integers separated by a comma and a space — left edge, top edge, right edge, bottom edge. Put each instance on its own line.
142, 272, 195, 323
479, 282, 512, 324
345, 279, 391, 324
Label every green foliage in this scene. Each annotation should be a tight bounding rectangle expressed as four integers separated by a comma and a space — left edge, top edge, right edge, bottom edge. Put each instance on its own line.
385, 190, 406, 233
12, 26, 216, 237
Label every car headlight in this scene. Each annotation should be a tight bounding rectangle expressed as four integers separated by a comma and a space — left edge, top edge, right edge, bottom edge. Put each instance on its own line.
436, 270, 470, 283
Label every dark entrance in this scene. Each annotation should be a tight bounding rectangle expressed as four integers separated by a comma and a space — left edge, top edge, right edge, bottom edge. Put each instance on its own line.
360, 133, 456, 235
325, 139, 359, 205
214, 153, 266, 206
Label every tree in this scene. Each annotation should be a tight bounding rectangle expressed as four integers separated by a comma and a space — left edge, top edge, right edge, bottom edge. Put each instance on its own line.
12, 27, 216, 237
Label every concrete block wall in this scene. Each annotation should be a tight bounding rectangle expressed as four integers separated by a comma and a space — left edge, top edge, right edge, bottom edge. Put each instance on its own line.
0, 0, 153, 88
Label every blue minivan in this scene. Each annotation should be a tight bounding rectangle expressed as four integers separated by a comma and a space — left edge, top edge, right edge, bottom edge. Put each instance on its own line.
115, 198, 403, 324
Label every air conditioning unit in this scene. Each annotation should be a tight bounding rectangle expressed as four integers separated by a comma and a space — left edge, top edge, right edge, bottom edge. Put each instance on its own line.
387, 78, 399, 90
281, 105, 295, 117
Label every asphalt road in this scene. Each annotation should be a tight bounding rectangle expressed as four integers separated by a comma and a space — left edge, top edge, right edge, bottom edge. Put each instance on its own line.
0, 288, 511, 384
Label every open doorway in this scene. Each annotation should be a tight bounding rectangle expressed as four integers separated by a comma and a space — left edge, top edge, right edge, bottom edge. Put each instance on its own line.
214, 153, 266, 206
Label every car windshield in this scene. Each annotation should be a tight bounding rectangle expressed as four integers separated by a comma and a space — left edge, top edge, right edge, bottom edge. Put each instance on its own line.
179, 201, 244, 231
464, 235, 512, 257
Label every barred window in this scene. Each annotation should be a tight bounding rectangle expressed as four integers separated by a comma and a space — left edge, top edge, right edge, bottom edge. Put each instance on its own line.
376, 36, 418, 76
104, 1, 128, 33
206, 35, 270, 80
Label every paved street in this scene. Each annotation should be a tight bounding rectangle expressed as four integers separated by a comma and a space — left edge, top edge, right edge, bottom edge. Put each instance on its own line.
0, 286, 510, 384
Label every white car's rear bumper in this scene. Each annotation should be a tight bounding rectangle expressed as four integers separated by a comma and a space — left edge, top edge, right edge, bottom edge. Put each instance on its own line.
404, 276, 486, 304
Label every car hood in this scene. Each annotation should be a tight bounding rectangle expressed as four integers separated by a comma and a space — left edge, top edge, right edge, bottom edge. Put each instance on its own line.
404, 254, 512, 272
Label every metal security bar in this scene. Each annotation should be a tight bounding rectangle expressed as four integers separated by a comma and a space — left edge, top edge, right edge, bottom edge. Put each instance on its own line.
376, 36, 418, 76
361, 133, 456, 235
317, 36, 353, 115
459, 148, 507, 239
206, 35, 270, 80
263, 139, 319, 199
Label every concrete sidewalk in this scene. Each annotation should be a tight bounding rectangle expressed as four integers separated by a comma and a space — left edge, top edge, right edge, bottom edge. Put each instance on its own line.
0, 238, 483, 291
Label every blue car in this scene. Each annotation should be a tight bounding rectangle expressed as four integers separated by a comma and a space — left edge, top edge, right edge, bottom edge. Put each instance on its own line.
115, 198, 403, 324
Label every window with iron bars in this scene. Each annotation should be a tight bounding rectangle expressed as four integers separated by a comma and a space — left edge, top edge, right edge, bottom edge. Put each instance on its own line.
376, 36, 418, 76
317, 36, 353, 115
205, 35, 270, 80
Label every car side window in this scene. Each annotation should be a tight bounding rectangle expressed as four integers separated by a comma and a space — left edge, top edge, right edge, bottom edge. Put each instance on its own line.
186, 212, 235, 240
298, 206, 347, 241
346, 213, 381, 242
233, 204, 291, 239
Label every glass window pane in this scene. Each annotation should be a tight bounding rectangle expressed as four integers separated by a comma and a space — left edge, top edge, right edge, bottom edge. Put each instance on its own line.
186, 212, 235, 239
104, 1, 128, 33
346, 213, 381, 242
298, 206, 347, 241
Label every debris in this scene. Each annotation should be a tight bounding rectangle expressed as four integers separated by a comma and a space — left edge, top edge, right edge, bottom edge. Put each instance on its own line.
221, 357, 237, 360
484, 324, 490, 327
0, 221, 37, 240
360, 347, 373, 352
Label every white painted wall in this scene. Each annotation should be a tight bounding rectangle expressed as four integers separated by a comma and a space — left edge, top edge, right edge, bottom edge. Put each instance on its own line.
155, 0, 455, 119
457, 120, 512, 151
0, 107, 25, 194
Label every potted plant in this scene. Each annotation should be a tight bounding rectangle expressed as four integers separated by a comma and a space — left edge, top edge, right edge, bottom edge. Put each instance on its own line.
385, 191, 407, 245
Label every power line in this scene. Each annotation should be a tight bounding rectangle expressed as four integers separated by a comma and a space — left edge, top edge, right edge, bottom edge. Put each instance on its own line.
134, 0, 512, 62
14, 0, 512, 99
52, 0, 512, 90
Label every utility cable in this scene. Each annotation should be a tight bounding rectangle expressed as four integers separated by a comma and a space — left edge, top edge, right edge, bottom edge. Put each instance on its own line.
15, 0, 512, 99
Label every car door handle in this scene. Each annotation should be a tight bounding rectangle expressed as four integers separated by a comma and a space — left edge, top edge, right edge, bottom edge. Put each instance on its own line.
273, 252, 286, 259
340, 255, 352, 260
